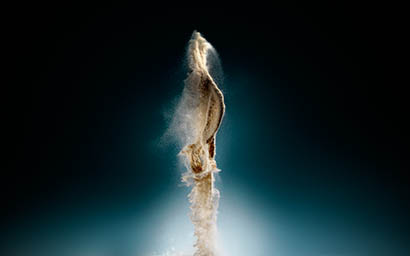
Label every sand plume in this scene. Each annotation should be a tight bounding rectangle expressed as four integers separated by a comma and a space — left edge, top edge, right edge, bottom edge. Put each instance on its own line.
170, 31, 225, 256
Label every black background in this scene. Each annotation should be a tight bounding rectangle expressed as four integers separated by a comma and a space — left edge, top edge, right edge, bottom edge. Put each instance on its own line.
7, 3, 410, 255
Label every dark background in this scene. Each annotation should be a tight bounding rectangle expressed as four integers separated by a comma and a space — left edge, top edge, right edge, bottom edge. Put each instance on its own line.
7, 3, 409, 256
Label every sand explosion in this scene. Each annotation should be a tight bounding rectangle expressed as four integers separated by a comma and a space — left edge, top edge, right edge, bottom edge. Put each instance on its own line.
170, 31, 225, 256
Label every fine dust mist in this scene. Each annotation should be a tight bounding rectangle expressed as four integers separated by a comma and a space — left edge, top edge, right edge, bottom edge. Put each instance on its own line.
167, 31, 225, 256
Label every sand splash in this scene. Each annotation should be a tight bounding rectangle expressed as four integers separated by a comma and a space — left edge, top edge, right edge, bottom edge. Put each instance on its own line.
169, 31, 225, 256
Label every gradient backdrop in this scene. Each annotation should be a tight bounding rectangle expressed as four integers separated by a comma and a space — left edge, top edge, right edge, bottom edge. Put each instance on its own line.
8, 4, 409, 256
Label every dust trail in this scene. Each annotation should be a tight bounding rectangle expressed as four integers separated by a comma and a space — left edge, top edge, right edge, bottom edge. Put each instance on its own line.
170, 31, 225, 256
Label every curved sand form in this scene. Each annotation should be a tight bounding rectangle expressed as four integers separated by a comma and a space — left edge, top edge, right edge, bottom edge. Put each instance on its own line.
179, 31, 225, 256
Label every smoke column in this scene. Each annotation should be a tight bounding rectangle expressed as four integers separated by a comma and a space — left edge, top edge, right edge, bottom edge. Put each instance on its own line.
170, 31, 225, 256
